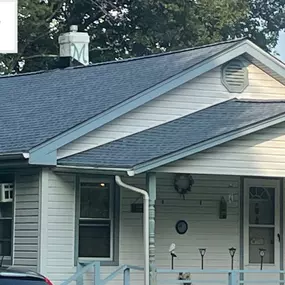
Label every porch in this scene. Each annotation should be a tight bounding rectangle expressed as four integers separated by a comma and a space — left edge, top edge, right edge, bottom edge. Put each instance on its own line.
42, 168, 284, 285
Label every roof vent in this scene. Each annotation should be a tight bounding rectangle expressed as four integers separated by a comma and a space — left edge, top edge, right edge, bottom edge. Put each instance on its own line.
222, 59, 248, 93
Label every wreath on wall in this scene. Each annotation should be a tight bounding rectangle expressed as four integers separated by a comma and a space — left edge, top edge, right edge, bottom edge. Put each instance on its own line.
174, 174, 194, 199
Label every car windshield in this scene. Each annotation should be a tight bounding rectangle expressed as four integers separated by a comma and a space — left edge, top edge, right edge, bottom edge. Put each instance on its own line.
0, 277, 46, 284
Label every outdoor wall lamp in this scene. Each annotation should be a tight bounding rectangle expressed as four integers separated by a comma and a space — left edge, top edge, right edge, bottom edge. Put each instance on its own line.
229, 247, 236, 270
199, 248, 207, 270
259, 248, 266, 270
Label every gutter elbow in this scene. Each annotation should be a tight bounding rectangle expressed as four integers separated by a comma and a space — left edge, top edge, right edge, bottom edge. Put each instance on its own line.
127, 169, 135, 176
115, 175, 149, 199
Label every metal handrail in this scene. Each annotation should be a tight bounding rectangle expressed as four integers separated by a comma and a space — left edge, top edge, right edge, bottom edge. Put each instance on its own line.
102, 265, 144, 285
101, 265, 127, 285
156, 268, 285, 285
157, 269, 232, 273
61, 265, 285, 285
60, 262, 144, 285
60, 261, 100, 285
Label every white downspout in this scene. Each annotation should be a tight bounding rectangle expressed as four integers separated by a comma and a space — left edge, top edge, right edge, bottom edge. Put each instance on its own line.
115, 176, 149, 285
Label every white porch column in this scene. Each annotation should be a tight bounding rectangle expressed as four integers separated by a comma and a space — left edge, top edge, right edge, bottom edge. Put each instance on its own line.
147, 172, 157, 285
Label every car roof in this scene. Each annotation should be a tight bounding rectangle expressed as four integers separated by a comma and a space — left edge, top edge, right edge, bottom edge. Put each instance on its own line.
0, 266, 45, 280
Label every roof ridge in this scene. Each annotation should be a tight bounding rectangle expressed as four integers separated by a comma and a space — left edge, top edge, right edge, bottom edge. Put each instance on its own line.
0, 37, 246, 80
71, 37, 246, 69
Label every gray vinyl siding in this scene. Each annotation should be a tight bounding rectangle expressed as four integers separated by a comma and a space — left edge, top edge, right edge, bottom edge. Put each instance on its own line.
13, 169, 40, 270
45, 171, 77, 283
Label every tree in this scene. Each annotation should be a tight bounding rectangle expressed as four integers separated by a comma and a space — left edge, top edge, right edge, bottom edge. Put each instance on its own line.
0, 0, 284, 74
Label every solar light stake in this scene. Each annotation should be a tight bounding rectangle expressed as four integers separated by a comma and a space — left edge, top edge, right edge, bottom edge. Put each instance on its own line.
171, 252, 177, 270
229, 247, 236, 270
259, 248, 266, 270
199, 248, 206, 270
169, 243, 177, 270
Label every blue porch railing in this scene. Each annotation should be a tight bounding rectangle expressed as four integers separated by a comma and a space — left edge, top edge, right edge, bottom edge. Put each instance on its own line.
157, 269, 285, 284
60, 262, 144, 285
60, 263, 285, 285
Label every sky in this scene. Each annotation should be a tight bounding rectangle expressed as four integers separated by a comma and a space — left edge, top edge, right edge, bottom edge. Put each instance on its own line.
277, 31, 285, 62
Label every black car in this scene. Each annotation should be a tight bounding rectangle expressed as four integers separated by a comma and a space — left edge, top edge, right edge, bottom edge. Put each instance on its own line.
0, 266, 53, 285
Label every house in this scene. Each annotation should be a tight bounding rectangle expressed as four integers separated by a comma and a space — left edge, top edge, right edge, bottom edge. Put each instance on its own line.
1, 26, 285, 285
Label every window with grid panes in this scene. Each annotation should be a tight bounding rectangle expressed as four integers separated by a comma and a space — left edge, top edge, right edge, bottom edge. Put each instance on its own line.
78, 178, 115, 260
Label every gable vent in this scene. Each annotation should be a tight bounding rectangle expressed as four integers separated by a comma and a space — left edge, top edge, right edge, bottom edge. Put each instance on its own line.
222, 59, 248, 93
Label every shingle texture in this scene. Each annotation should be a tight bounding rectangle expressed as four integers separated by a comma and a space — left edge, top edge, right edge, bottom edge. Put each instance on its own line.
0, 40, 241, 153
59, 99, 285, 168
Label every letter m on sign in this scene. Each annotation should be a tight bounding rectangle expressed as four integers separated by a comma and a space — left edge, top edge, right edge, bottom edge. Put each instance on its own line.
71, 43, 88, 65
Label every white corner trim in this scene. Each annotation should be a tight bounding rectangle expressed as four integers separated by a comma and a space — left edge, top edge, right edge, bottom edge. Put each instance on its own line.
38, 168, 49, 275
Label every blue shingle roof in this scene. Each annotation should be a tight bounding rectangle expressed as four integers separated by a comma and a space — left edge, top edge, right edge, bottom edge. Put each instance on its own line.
59, 99, 285, 168
0, 39, 242, 154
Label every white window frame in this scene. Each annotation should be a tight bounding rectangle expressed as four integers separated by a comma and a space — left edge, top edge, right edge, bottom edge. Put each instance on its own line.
244, 178, 280, 267
76, 176, 119, 265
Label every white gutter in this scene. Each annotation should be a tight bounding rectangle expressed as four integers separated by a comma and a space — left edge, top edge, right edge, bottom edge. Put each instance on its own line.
0, 152, 29, 160
55, 165, 131, 172
115, 176, 149, 285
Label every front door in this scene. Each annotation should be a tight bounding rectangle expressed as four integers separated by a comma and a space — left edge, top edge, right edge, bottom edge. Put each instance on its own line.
244, 178, 281, 283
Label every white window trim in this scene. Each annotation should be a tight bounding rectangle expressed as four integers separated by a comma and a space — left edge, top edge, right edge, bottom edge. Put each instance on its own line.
75, 175, 119, 266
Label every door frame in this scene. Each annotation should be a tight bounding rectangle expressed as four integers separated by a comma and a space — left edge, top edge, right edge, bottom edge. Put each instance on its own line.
243, 177, 281, 268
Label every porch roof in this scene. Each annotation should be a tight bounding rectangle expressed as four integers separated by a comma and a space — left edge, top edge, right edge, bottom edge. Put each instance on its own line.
59, 99, 285, 173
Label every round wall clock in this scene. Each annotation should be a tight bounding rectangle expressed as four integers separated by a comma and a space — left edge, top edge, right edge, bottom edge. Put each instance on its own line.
175, 220, 188, 235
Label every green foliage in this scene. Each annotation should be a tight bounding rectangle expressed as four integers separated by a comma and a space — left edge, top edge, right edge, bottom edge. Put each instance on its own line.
0, 0, 284, 74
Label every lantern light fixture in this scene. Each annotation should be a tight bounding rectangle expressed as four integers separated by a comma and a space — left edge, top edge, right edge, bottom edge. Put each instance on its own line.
198, 248, 207, 270
229, 247, 236, 270
259, 248, 266, 270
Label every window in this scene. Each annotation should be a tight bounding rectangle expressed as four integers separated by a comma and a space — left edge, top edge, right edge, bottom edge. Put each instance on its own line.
0, 175, 14, 262
77, 177, 119, 263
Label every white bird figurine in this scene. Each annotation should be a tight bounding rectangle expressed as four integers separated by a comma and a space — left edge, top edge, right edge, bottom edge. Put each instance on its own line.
169, 243, 177, 257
